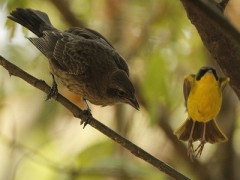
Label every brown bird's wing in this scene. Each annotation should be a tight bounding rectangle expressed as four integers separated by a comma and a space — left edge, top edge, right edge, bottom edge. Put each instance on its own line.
28, 31, 63, 61
183, 74, 195, 103
29, 30, 88, 75
66, 27, 114, 48
52, 32, 127, 77
113, 54, 129, 76
52, 34, 90, 75
219, 77, 230, 90
30, 27, 130, 76
65, 27, 130, 76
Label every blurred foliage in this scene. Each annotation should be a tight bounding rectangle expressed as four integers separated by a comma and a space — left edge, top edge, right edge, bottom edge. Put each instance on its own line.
0, 0, 239, 180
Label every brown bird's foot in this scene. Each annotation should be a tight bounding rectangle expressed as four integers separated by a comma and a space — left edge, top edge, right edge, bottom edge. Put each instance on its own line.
46, 73, 58, 100
194, 140, 206, 159
80, 109, 92, 129
187, 139, 195, 161
83, 97, 91, 112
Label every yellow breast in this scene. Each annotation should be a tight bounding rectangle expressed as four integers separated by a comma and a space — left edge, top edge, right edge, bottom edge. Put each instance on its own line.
187, 72, 222, 122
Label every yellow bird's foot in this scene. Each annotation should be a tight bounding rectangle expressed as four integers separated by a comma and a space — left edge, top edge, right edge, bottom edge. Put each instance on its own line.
187, 139, 206, 161
194, 140, 206, 159
187, 139, 195, 161
194, 122, 206, 158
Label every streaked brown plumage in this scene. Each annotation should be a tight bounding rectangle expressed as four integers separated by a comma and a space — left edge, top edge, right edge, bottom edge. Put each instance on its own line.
8, 8, 139, 110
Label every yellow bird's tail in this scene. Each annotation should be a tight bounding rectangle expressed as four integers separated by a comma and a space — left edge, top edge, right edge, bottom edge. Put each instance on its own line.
175, 118, 227, 144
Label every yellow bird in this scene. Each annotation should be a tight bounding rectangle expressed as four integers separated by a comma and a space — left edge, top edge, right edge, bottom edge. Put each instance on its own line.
175, 67, 229, 159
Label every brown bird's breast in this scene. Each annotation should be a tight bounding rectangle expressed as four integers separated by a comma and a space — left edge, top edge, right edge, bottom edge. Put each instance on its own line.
48, 56, 116, 106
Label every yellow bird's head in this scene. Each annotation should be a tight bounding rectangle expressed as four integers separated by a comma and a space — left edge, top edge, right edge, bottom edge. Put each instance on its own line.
195, 67, 218, 83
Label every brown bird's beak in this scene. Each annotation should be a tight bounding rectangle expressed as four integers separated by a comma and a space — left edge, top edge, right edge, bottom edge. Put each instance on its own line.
128, 96, 140, 110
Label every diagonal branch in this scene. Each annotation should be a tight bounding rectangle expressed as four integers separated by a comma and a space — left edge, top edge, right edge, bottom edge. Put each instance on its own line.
0, 55, 189, 180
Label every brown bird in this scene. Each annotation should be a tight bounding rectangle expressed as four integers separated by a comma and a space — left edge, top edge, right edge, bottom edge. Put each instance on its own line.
8, 8, 139, 122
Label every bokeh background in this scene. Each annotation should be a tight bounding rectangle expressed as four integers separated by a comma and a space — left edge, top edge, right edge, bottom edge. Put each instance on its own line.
0, 0, 239, 179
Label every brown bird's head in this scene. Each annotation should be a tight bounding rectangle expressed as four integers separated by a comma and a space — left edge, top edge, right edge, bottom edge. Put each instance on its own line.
107, 70, 139, 110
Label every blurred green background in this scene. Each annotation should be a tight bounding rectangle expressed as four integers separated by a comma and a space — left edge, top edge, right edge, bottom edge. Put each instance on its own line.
0, 0, 239, 180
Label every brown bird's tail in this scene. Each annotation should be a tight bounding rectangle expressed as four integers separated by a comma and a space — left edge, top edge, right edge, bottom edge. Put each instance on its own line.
175, 117, 227, 144
8, 8, 54, 37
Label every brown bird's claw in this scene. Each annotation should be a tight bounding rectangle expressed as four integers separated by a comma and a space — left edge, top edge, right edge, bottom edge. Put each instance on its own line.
80, 109, 92, 129
46, 73, 58, 100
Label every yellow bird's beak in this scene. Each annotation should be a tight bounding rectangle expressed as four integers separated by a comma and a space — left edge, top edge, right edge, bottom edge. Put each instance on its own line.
200, 70, 217, 82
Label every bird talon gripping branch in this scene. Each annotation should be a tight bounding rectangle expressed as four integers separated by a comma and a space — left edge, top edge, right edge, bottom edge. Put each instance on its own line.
80, 110, 92, 128
175, 67, 229, 159
46, 73, 58, 100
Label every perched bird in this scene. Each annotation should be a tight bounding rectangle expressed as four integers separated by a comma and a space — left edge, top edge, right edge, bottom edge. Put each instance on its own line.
175, 67, 229, 160
8, 8, 139, 117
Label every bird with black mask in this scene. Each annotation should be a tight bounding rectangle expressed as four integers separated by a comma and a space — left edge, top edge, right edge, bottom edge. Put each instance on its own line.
175, 67, 229, 160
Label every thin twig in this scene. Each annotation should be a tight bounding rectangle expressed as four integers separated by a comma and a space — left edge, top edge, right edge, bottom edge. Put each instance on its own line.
0, 55, 189, 180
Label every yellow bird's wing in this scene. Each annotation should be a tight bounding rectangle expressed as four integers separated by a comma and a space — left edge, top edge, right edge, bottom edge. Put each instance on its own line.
183, 74, 195, 103
219, 77, 230, 90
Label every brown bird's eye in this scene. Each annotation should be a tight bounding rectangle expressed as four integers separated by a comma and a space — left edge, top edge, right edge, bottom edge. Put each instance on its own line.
117, 90, 125, 97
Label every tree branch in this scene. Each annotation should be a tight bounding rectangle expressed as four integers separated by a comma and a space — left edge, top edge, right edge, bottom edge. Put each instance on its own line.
0, 55, 189, 180
179, 0, 240, 99
50, 0, 85, 27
